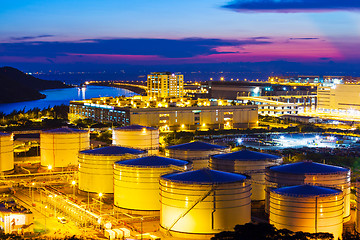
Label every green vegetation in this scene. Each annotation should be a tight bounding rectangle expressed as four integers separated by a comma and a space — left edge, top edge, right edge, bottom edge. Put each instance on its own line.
0, 105, 69, 131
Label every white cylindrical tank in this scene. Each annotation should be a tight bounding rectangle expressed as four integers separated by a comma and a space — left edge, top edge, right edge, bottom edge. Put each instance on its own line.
78, 146, 146, 194
114, 156, 190, 213
160, 168, 251, 238
40, 127, 89, 168
265, 161, 351, 222
166, 141, 230, 170
112, 125, 159, 155
0, 133, 14, 173
210, 150, 282, 200
269, 185, 343, 240
356, 179, 360, 233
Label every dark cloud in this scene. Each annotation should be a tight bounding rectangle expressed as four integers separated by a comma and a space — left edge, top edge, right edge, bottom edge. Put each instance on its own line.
223, 0, 360, 13
10, 35, 54, 41
319, 57, 332, 60
0, 37, 272, 59
289, 37, 319, 40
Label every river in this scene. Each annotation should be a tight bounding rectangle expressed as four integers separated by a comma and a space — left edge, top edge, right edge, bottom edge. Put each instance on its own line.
0, 86, 136, 114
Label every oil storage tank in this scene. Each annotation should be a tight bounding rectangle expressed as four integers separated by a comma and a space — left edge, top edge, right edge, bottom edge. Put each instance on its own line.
269, 185, 343, 240
114, 156, 190, 213
40, 127, 89, 168
266, 161, 351, 221
356, 179, 360, 233
210, 150, 282, 200
112, 125, 159, 154
0, 133, 14, 173
160, 168, 251, 238
166, 141, 230, 170
78, 146, 146, 194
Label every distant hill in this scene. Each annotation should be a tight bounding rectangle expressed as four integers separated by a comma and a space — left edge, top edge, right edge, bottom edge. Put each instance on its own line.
0, 66, 69, 103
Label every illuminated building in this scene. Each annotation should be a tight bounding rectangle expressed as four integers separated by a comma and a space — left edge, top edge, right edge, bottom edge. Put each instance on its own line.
40, 128, 90, 169
78, 146, 145, 194
210, 150, 282, 200
69, 96, 258, 130
159, 169, 251, 238
0, 133, 14, 173
113, 156, 190, 213
318, 84, 360, 113
265, 161, 351, 221
0, 199, 33, 234
269, 185, 343, 240
147, 72, 184, 98
112, 125, 159, 155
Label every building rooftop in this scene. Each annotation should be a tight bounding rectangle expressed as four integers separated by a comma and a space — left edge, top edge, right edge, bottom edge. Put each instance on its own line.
0, 199, 31, 214
0, 132, 11, 136
80, 146, 144, 155
115, 156, 189, 168
167, 141, 227, 151
269, 161, 349, 175
272, 185, 342, 197
161, 168, 247, 184
42, 127, 87, 134
116, 125, 157, 131
212, 150, 281, 161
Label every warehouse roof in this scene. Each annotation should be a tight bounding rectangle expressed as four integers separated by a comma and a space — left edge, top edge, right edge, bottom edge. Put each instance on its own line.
272, 185, 341, 197
115, 156, 189, 167
212, 150, 280, 161
166, 141, 226, 151
42, 127, 87, 133
269, 161, 348, 174
161, 168, 247, 184
116, 125, 157, 131
80, 146, 144, 155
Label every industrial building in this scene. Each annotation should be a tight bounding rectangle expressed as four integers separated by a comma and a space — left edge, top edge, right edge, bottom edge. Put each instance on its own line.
69, 96, 258, 130
166, 141, 230, 169
318, 84, 360, 113
210, 150, 282, 200
236, 97, 298, 116
40, 127, 90, 169
113, 156, 190, 213
265, 161, 351, 221
0, 132, 14, 173
78, 146, 146, 194
269, 185, 343, 240
112, 125, 159, 154
147, 72, 184, 98
0, 199, 33, 234
159, 168, 251, 238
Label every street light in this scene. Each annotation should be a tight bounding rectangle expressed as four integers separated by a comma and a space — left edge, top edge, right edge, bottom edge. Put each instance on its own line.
31, 182, 35, 203
98, 193, 103, 215
47, 165, 52, 171
71, 180, 76, 198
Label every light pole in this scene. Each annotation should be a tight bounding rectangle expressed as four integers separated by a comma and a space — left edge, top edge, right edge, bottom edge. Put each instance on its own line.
98, 193, 103, 215
141, 217, 143, 240
31, 182, 35, 203
71, 180, 76, 198
44, 205, 47, 233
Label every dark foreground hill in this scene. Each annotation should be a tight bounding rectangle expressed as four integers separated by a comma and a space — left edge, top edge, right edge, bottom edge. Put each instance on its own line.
0, 66, 69, 103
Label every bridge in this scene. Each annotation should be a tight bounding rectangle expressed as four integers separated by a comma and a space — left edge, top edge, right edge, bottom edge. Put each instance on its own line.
87, 81, 147, 95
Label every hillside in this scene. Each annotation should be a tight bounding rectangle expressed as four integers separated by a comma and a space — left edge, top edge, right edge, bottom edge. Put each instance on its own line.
0, 67, 69, 103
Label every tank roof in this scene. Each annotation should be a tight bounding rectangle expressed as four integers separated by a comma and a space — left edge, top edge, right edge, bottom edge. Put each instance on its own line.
272, 185, 342, 197
115, 156, 189, 168
0, 132, 11, 136
115, 125, 157, 131
166, 141, 226, 151
212, 150, 280, 161
80, 146, 144, 155
161, 168, 247, 184
269, 161, 349, 175
42, 127, 87, 134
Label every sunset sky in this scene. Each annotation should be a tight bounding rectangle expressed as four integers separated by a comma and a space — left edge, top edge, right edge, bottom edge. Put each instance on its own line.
1, 0, 360, 73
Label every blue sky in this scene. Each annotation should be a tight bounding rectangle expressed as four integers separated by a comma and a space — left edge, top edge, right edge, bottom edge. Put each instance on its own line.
1, 0, 360, 73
